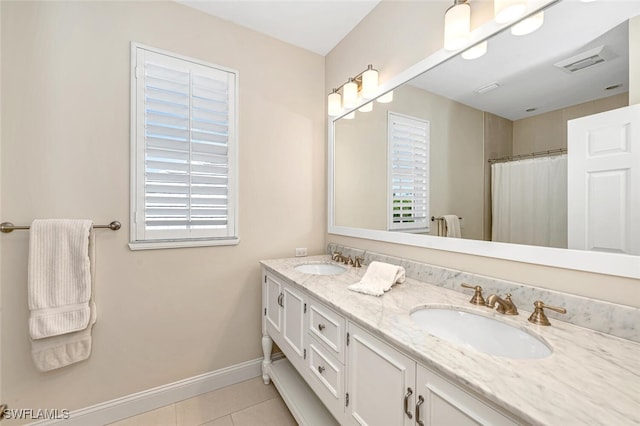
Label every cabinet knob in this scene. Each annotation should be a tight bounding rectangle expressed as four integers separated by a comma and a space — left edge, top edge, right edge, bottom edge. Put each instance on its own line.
318, 365, 325, 374
318, 323, 326, 331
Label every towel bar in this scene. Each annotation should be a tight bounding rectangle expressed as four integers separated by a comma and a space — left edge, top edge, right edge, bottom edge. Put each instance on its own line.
0, 221, 121, 234
431, 216, 462, 221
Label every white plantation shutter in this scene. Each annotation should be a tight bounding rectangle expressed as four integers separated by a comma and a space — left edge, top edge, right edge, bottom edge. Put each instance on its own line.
387, 112, 430, 232
131, 44, 238, 248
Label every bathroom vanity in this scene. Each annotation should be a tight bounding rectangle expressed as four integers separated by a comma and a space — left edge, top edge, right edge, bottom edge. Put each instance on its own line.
260, 254, 640, 426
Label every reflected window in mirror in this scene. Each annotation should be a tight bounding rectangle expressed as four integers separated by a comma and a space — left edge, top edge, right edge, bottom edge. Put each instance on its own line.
388, 112, 430, 233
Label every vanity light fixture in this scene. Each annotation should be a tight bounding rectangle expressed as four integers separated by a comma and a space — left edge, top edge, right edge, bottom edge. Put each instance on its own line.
511, 10, 544, 36
494, 0, 527, 24
444, 0, 471, 51
328, 89, 342, 116
344, 111, 356, 120
327, 64, 380, 116
343, 78, 359, 109
462, 41, 488, 60
361, 65, 379, 99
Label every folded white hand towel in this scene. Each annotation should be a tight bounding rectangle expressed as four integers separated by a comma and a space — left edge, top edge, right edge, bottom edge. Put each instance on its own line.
443, 215, 462, 238
348, 261, 406, 297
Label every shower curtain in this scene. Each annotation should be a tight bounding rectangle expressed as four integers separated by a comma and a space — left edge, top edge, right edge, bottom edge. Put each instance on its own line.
491, 155, 567, 248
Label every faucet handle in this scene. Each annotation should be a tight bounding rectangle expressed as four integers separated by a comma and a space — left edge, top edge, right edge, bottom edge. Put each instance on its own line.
353, 256, 364, 268
460, 283, 485, 306
528, 301, 567, 326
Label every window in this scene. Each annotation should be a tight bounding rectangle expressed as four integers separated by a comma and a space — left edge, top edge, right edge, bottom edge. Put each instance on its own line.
130, 43, 238, 249
387, 112, 430, 232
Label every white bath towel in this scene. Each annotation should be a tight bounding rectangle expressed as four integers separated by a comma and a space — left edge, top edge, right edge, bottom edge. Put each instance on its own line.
443, 215, 462, 238
28, 219, 93, 338
28, 219, 97, 371
348, 261, 406, 297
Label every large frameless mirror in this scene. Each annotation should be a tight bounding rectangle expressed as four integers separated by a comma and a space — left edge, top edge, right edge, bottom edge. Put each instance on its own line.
329, 0, 640, 278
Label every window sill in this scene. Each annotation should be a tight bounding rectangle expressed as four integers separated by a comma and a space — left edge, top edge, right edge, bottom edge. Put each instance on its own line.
128, 237, 240, 251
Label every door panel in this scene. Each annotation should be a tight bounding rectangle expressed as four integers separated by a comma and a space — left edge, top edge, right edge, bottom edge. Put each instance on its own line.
347, 323, 415, 426
568, 104, 640, 254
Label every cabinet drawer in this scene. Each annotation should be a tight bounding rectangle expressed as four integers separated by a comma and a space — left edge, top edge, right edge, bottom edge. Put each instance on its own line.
308, 297, 345, 362
308, 336, 343, 401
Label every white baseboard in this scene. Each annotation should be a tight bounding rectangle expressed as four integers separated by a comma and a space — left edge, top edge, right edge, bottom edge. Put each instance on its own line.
31, 354, 283, 426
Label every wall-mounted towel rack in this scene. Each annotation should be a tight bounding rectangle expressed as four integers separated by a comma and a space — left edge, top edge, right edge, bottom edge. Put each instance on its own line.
0, 221, 121, 234
431, 216, 462, 221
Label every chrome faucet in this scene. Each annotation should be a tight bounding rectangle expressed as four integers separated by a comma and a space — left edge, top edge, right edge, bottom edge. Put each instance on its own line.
485, 293, 518, 315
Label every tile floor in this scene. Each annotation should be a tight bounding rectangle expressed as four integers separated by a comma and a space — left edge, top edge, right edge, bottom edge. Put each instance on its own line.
108, 377, 297, 426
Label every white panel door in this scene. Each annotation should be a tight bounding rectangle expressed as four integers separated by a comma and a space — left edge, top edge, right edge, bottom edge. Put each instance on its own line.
282, 284, 305, 360
347, 323, 416, 426
415, 365, 517, 426
264, 274, 283, 334
567, 104, 640, 255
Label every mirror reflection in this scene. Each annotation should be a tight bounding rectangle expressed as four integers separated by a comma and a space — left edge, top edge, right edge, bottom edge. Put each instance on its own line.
333, 0, 640, 255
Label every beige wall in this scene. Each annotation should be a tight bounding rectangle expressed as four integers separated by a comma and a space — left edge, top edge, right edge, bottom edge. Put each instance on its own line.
325, 1, 640, 307
631, 15, 640, 105
1, 0, 325, 414
512, 93, 628, 155
334, 84, 484, 239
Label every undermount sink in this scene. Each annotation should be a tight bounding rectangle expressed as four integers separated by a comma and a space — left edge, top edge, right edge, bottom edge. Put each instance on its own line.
294, 263, 347, 275
410, 307, 551, 359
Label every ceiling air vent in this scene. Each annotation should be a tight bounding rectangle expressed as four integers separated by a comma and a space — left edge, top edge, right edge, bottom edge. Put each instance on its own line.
554, 45, 616, 74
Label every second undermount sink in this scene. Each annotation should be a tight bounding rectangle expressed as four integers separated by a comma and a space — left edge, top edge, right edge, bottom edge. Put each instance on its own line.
294, 263, 347, 275
410, 307, 551, 359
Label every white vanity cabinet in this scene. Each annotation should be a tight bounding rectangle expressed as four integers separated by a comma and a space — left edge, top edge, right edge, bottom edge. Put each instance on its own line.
262, 268, 520, 426
346, 323, 519, 426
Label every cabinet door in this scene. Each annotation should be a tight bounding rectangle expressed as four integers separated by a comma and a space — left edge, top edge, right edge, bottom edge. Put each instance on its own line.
264, 273, 283, 334
282, 284, 306, 360
415, 365, 518, 426
347, 323, 416, 426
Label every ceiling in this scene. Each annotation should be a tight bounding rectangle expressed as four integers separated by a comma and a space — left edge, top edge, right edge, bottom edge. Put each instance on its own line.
176, 0, 381, 56
410, 0, 640, 121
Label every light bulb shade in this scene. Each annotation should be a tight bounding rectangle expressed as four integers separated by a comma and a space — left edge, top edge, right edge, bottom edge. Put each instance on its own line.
361, 67, 379, 99
359, 101, 373, 112
343, 80, 358, 108
444, 2, 471, 51
461, 41, 488, 60
494, 0, 527, 24
510, 11, 544, 36
328, 91, 342, 116
377, 90, 394, 104
344, 111, 356, 120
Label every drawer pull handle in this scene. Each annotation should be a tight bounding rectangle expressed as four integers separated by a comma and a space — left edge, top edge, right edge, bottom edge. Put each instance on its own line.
318, 323, 326, 331
416, 395, 425, 426
404, 387, 413, 419
318, 365, 325, 374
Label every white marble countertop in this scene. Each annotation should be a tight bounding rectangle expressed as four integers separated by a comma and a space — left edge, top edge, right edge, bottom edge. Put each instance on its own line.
260, 255, 640, 426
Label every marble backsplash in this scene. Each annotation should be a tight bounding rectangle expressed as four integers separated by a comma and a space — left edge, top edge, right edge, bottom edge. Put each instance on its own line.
327, 243, 640, 343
